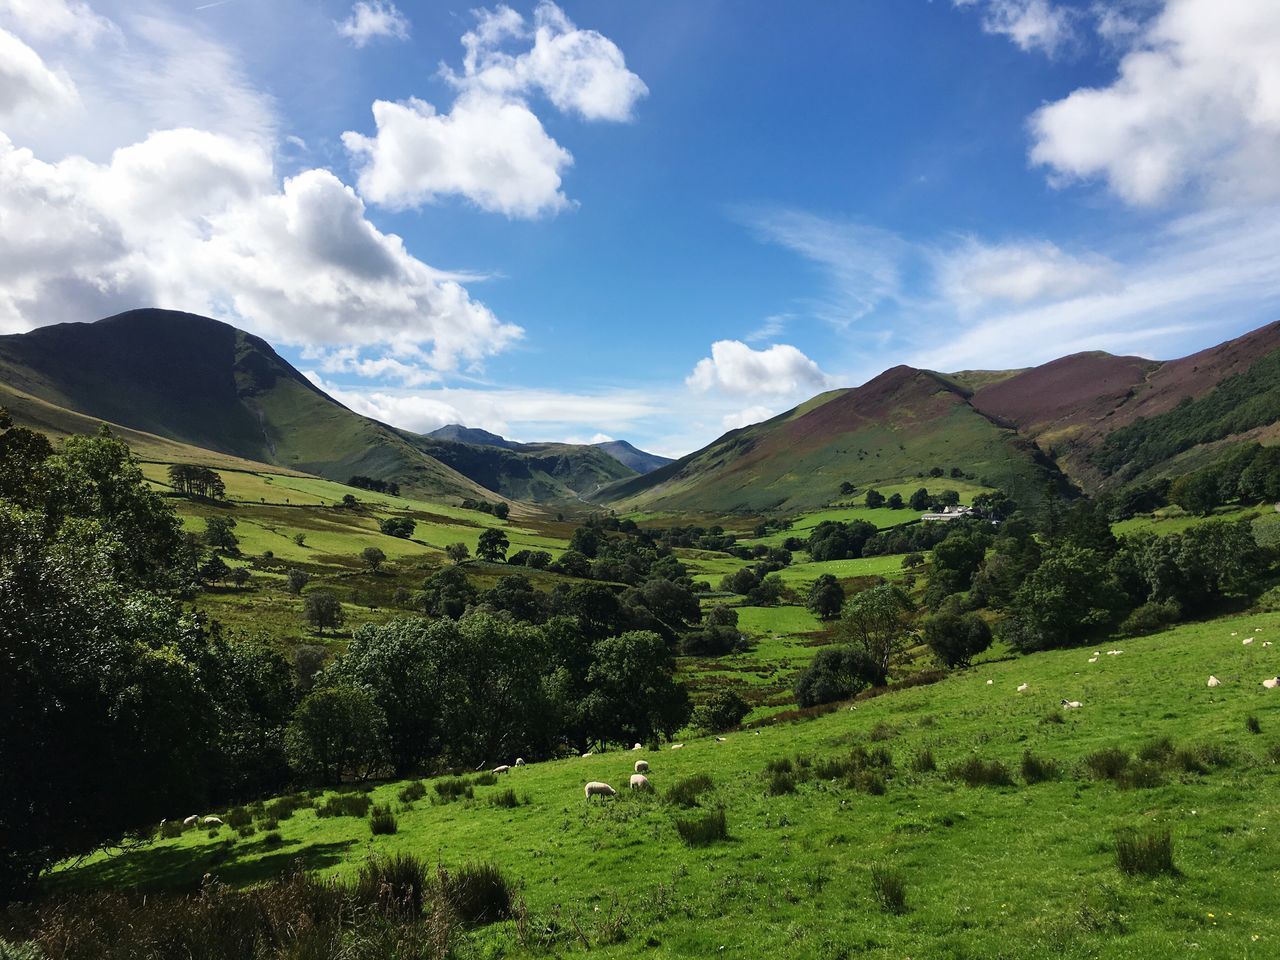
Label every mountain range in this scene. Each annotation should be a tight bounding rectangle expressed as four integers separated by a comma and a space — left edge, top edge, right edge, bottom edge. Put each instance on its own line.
2, 308, 1278, 513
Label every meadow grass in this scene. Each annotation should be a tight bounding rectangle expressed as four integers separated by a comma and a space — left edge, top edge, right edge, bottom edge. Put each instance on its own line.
51, 609, 1280, 958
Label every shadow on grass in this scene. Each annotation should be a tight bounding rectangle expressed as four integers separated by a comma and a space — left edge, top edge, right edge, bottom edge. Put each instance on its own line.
48, 838, 356, 895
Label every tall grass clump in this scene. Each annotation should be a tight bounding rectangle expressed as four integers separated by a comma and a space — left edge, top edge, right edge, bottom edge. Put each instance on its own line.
1114, 828, 1177, 877
1084, 748, 1131, 782
674, 808, 728, 847
316, 793, 373, 818
398, 781, 427, 804
1245, 715, 1262, 735
766, 769, 797, 796
436, 863, 514, 924
870, 866, 908, 914
472, 772, 498, 787
225, 807, 252, 829
355, 853, 429, 916
370, 804, 398, 835
434, 777, 475, 803
1020, 750, 1061, 784
909, 748, 936, 774
666, 773, 714, 807
948, 756, 1014, 787
0, 941, 43, 960
488, 788, 521, 808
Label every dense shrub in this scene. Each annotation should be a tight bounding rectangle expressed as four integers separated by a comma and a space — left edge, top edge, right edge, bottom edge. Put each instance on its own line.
922, 612, 993, 669
766, 770, 796, 796
355, 853, 429, 916
226, 807, 252, 829
1115, 828, 1177, 877
794, 646, 884, 707
692, 690, 750, 732
1084, 748, 1131, 782
1120, 600, 1181, 637
909, 748, 936, 774
674, 808, 728, 847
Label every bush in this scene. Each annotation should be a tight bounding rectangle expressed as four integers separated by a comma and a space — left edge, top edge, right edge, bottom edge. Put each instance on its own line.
488, 789, 521, 809
436, 862, 513, 924
1119, 600, 1182, 636
666, 773, 714, 807
434, 777, 474, 802
692, 690, 750, 732
369, 805, 398, 835
1084, 748, 1131, 782
398, 781, 427, 804
948, 757, 1014, 787
922, 612, 992, 668
259, 817, 280, 831
262, 831, 283, 848
870, 866, 908, 914
794, 646, 884, 708
317, 793, 373, 818
674, 808, 728, 847
909, 748, 936, 774
226, 807, 252, 829
355, 853, 429, 916
1020, 750, 1060, 784
472, 772, 498, 787
766, 770, 796, 796
236, 825, 256, 839
1115, 828, 1177, 877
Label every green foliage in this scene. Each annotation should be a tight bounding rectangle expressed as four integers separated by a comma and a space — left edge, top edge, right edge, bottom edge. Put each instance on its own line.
369, 805, 398, 835
834, 584, 915, 674
806, 573, 845, 621
284, 568, 309, 594
1003, 545, 1127, 652
870, 866, 908, 914
948, 757, 1014, 787
583, 631, 691, 748
203, 515, 239, 552
316, 793, 374, 818
476, 527, 509, 562
286, 687, 387, 783
1114, 828, 1177, 877
766, 770, 797, 795
379, 517, 417, 539
436, 862, 514, 924
361, 546, 386, 571
416, 565, 477, 619
865, 489, 886, 509
665, 773, 714, 808
445, 542, 470, 564
692, 690, 750, 732
1020, 750, 1061, 784
1120, 600, 1181, 637
0, 941, 43, 960
807, 520, 878, 562
922, 612, 992, 668
302, 589, 345, 634
434, 778, 475, 802
674, 808, 728, 847
794, 646, 884, 707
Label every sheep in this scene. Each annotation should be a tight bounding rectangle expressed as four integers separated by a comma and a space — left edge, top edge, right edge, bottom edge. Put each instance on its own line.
632, 743, 643, 751
493, 765, 511, 774
1207, 675, 1221, 688
634, 759, 649, 773
584, 781, 616, 800
1243, 637, 1255, 645
629, 773, 652, 791
1106, 650, 1123, 656
1061, 699, 1082, 709
1088, 656, 1099, 663
1263, 677, 1280, 690
985, 679, 994, 685
1016, 683, 1029, 693
203, 816, 223, 826
716, 736, 727, 742
1265, 642, 1274, 647
183, 815, 199, 828
514, 758, 525, 766
671, 743, 685, 750
581, 751, 594, 758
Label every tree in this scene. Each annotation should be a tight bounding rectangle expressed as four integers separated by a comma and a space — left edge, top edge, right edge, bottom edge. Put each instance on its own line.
1003, 545, 1128, 652
865, 489, 886, 509
303, 589, 345, 634
839, 481, 856, 496
887, 493, 904, 509
834, 584, 914, 675
361, 546, 386, 572
293, 532, 307, 547
794, 646, 884, 707
1169, 471, 1221, 516
682, 604, 744, 656
934, 489, 961, 508
198, 554, 230, 585
379, 517, 416, 539
229, 566, 251, 589
203, 515, 239, 553
807, 574, 845, 621
693, 690, 750, 732
445, 542, 470, 564
416, 565, 477, 619
922, 612, 992, 668
286, 686, 387, 783
479, 574, 549, 623
341, 493, 358, 509
477, 528, 510, 563
909, 488, 931, 511
569, 526, 601, 558
582, 631, 691, 747
285, 568, 310, 594
493, 502, 510, 521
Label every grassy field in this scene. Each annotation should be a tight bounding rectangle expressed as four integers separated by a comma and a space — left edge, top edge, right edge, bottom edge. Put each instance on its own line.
54, 609, 1280, 959
1113, 503, 1274, 538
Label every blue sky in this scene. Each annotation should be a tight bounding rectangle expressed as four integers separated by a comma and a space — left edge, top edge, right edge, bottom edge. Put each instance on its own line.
2, 0, 1279, 456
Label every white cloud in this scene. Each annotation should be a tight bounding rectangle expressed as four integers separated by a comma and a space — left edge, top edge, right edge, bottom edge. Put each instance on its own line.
336, 1, 409, 48
744, 313, 791, 343
343, 1, 644, 218
0, 27, 79, 121
935, 239, 1116, 309
343, 93, 573, 217
687, 340, 830, 397
722, 405, 775, 430
1030, 0, 1280, 205
0, 0, 114, 46
953, 0, 1076, 56
0, 127, 522, 370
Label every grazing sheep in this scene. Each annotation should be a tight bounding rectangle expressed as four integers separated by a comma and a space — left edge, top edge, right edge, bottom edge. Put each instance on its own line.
634, 759, 649, 773
1264, 677, 1280, 690
671, 743, 685, 750
581, 751, 594, 758
1106, 650, 1123, 656
493, 765, 511, 774
1017, 683, 1029, 693
584, 781, 616, 800
985, 679, 994, 685
716, 736, 727, 742
1207, 676, 1221, 688
183, 815, 199, 828
514, 758, 525, 766
203, 816, 223, 826
1244, 637, 1255, 645
1061, 699, 1082, 709
1088, 656, 1099, 663
632, 743, 643, 751
1265, 642, 1273, 647
629, 773, 651, 791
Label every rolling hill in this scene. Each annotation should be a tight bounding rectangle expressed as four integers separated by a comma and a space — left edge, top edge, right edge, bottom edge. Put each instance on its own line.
0, 309, 499, 503
594, 439, 674, 474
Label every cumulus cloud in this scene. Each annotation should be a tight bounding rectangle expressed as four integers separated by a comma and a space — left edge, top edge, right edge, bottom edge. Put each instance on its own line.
953, 0, 1076, 55
0, 127, 521, 371
0, 27, 79, 121
935, 239, 1116, 309
1031, 0, 1280, 205
343, 1, 645, 217
687, 341, 830, 397
336, 1, 409, 48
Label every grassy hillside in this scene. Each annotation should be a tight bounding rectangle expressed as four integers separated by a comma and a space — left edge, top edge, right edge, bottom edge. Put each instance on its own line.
54, 609, 1280, 959
600, 368, 1063, 515
0, 310, 501, 503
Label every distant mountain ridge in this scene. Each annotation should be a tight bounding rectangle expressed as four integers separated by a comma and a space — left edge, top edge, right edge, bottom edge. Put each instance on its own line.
428, 423, 672, 474
593, 439, 673, 474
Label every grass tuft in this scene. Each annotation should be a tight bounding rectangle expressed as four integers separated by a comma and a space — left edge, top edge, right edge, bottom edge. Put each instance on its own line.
666, 773, 714, 808
870, 866, 908, 914
370, 804, 398, 835
674, 808, 728, 847
1114, 828, 1177, 877
1020, 750, 1061, 785
948, 757, 1014, 787
316, 793, 373, 818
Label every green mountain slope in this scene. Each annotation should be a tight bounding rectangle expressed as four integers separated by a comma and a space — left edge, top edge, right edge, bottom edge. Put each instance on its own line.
0, 309, 499, 503
600, 367, 1066, 514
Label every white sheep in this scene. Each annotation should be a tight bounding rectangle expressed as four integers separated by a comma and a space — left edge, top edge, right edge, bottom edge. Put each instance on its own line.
1243, 637, 1255, 645
183, 815, 199, 828
492, 765, 511, 774
715, 736, 727, 742
1016, 683, 1029, 693
584, 781, 617, 800
634, 759, 649, 773
629, 773, 652, 791
1106, 650, 1123, 656
1207, 675, 1221, 688
1088, 656, 1099, 663
514, 758, 525, 766
1263, 677, 1280, 690
985, 679, 993, 685
1060, 699, 1082, 709
632, 743, 643, 751
581, 751, 594, 758
203, 816, 223, 826
671, 743, 685, 750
